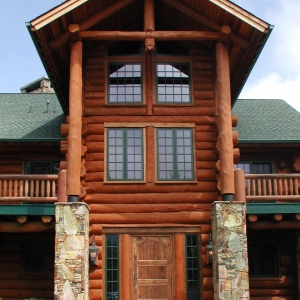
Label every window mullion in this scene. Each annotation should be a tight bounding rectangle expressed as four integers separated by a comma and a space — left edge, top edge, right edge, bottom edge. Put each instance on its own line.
123, 129, 127, 180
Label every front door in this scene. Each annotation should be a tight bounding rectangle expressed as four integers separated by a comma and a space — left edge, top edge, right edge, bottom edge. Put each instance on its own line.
132, 235, 173, 300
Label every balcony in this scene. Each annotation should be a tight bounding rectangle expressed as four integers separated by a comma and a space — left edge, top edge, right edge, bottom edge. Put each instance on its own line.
244, 173, 300, 202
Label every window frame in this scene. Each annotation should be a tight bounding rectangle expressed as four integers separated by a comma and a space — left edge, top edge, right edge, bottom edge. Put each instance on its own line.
155, 127, 196, 182
156, 62, 192, 104
235, 161, 273, 174
105, 126, 146, 183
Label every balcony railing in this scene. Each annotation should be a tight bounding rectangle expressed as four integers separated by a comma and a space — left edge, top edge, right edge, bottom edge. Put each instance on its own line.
0, 174, 59, 202
244, 174, 300, 202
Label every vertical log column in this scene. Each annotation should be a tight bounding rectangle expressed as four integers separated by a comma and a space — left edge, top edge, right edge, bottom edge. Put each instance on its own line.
296, 232, 300, 300
54, 203, 89, 300
67, 40, 83, 202
211, 202, 249, 299
216, 41, 235, 201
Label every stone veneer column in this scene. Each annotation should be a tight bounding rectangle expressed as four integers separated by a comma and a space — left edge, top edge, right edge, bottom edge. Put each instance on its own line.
211, 201, 249, 300
54, 203, 89, 300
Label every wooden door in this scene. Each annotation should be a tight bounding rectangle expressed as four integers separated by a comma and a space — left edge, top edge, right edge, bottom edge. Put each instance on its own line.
132, 235, 173, 300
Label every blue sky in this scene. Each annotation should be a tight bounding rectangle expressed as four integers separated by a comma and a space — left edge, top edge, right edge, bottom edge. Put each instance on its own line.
0, 0, 299, 111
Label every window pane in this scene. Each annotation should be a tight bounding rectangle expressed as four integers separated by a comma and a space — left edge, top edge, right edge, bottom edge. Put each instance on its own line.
157, 64, 190, 103
109, 64, 142, 103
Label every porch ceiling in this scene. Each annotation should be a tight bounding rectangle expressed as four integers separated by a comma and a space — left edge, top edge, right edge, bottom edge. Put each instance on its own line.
27, 0, 272, 114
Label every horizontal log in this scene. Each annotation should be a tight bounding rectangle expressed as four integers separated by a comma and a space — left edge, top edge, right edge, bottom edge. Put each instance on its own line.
0, 290, 53, 299
81, 30, 220, 41
0, 279, 53, 290
195, 125, 215, 132
89, 203, 211, 213
196, 150, 217, 161
153, 106, 215, 116
89, 268, 103, 280
0, 222, 55, 232
87, 124, 105, 135
0, 158, 22, 165
248, 221, 300, 230
85, 115, 216, 125
85, 182, 218, 194
85, 135, 104, 142
85, 192, 218, 204
195, 142, 216, 150
246, 195, 300, 202
250, 289, 296, 297
196, 169, 216, 181
85, 69, 105, 78
196, 161, 216, 169
85, 84, 105, 92
193, 83, 214, 91
85, 91, 105, 99
85, 106, 147, 116
89, 211, 211, 224
85, 99, 105, 107
85, 142, 104, 153
85, 77, 105, 85
0, 165, 22, 173
89, 279, 103, 290
193, 61, 213, 70
89, 289, 103, 300
85, 172, 104, 182
193, 75, 213, 83
85, 153, 104, 161
194, 90, 214, 100
202, 290, 214, 300
250, 276, 295, 289
195, 132, 216, 142
85, 161, 104, 172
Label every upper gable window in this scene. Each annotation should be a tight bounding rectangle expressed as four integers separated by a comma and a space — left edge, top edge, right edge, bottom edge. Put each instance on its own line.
109, 63, 142, 103
156, 41, 189, 56
108, 41, 141, 56
157, 63, 190, 103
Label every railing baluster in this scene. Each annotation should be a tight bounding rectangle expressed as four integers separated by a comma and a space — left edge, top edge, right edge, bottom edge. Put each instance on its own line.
3, 180, 7, 197
289, 179, 293, 195
14, 180, 18, 197
257, 179, 261, 196
9, 180, 13, 197
30, 180, 34, 197
24, 180, 28, 197
263, 179, 267, 196
35, 179, 39, 197
268, 179, 272, 195
252, 179, 256, 196
246, 179, 250, 196
278, 179, 283, 195
46, 180, 50, 197
284, 179, 288, 195
295, 179, 299, 195
41, 180, 45, 197
52, 180, 56, 197
0, 180, 2, 197
19, 180, 23, 197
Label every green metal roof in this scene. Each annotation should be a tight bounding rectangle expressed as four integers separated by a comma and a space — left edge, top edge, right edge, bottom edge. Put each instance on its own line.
0, 93, 65, 141
232, 99, 300, 143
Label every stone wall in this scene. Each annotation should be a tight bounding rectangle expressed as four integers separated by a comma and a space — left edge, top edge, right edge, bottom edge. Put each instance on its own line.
54, 203, 89, 300
211, 201, 249, 300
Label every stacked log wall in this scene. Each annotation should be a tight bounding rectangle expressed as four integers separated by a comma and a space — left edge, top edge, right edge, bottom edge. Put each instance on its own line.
248, 230, 298, 299
0, 232, 55, 300
81, 43, 217, 300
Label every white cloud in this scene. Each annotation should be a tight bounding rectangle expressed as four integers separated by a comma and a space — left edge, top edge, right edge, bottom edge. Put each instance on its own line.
239, 72, 300, 112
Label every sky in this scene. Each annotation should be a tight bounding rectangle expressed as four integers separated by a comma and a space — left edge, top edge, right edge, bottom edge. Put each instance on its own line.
0, 0, 299, 111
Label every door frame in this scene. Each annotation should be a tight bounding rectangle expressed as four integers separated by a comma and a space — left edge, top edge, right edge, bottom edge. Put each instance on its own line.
102, 225, 202, 300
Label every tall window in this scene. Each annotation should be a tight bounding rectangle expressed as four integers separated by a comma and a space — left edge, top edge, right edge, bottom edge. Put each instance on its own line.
248, 244, 279, 277
186, 235, 200, 299
157, 63, 190, 103
107, 128, 143, 181
106, 235, 119, 300
109, 63, 142, 103
157, 128, 194, 180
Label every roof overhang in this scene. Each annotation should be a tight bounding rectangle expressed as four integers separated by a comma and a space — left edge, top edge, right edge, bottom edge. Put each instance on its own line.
27, 0, 273, 113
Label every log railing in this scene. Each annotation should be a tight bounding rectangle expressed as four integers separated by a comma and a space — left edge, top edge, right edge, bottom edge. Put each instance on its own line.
245, 174, 300, 202
0, 174, 58, 202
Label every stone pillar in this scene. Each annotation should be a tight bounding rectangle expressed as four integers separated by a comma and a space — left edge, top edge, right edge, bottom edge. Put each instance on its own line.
296, 232, 300, 299
54, 203, 89, 300
211, 201, 249, 300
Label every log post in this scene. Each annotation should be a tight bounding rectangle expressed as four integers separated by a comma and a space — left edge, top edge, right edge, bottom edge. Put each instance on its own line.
58, 169, 67, 202
121, 234, 131, 300
174, 234, 186, 300
67, 39, 83, 202
215, 40, 235, 201
234, 168, 246, 202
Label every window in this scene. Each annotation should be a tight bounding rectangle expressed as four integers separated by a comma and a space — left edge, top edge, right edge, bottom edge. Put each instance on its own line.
24, 161, 59, 174
157, 63, 190, 103
22, 243, 47, 273
106, 235, 119, 300
107, 128, 144, 181
235, 162, 273, 174
248, 244, 279, 277
157, 128, 194, 180
108, 63, 142, 103
186, 235, 200, 299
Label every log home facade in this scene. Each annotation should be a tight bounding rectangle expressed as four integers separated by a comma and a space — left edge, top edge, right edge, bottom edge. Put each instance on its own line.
3, 0, 300, 299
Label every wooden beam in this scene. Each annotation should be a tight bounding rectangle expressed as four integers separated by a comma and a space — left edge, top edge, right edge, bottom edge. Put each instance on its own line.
16, 216, 27, 224
69, 24, 81, 42
247, 215, 258, 223
218, 25, 231, 42
121, 234, 131, 300
174, 234, 186, 299
49, 0, 136, 49
216, 42, 235, 197
273, 214, 283, 221
234, 168, 246, 202
161, 0, 250, 48
248, 221, 300, 230
80, 30, 220, 41
41, 216, 53, 223
144, 0, 155, 32
0, 221, 55, 233
67, 41, 82, 197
